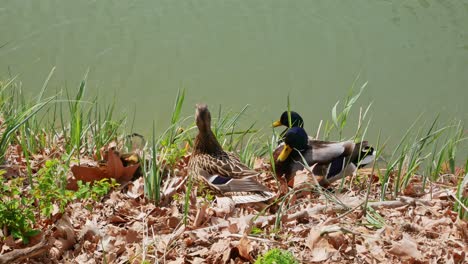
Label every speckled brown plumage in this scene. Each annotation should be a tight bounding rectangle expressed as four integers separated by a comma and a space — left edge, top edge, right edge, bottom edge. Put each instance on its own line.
189, 104, 274, 204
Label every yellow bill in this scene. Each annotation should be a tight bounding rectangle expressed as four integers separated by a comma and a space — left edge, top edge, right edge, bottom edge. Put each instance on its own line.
124, 154, 139, 164
277, 144, 293, 162
272, 120, 282, 127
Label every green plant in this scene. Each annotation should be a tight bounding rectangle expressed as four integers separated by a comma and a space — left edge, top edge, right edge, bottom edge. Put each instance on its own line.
65, 74, 87, 155
143, 121, 164, 203
364, 206, 386, 229
74, 178, 119, 201
454, 161, 468, 220
255, 248, 299, 264
0, 171, 39, 244
194, 180, 216, 203
157, 89, 190, 167
325, 80, 367, 140
250, 226, 263, 235
0, 90, 54, 163
32, 159, 74, 217
89, 98, 124, 160
212, 105, 258, 153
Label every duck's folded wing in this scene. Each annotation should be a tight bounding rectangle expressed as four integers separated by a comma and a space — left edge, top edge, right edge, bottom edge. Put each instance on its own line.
199, 170, 275, 204
231, 192, 275, 204
199, 170, 270, 193
309, 140, 354, 163
199, 153, 259, 178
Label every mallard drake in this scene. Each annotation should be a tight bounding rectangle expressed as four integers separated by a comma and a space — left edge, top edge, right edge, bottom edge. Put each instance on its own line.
273, 127, 375, 186
188, 104, 275, 204
272, 110, 319, 144
272, 111, 304, 128
272, 110, 305, 139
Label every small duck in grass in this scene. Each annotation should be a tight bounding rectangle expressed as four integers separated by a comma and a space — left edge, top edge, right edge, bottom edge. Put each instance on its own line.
189, 104, 275, 204
273, 127, 375, 186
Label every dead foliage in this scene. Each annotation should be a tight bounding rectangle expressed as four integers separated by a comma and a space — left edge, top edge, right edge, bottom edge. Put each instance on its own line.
1, 144, 467, 264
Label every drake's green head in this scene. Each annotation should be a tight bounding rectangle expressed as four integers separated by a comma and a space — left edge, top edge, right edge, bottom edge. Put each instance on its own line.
272, 111, 304, 128
277, 127, 309, 162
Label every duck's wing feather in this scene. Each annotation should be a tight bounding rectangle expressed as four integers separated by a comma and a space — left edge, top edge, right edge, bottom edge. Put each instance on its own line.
309, 140, 354, 163
198, 170, 270, 193
196, 167, 275, 203
194, 152, 258, 178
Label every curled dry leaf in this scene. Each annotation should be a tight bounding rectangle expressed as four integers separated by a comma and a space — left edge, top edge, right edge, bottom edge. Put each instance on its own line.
71, 149, 139, 184
388, 233, 423, 260
51, 216, 76, 259
168, 257, 185, 264
212, 197, 235, 217
306, 229, 322, 250
311, 246, 333, 262
305, 227, 338, 262
237, 235, 253, 262
289, 168, 323, 189
126, 177, 144, 199
209, 239, 231, 262
454, 219, 468, 245
193, 203, 208, 228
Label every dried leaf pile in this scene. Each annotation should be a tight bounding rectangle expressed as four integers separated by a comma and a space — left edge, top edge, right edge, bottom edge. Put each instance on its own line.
0, 143, 467, 264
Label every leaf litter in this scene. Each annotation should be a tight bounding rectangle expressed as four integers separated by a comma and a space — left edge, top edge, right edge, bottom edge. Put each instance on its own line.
0, 143, 467, 264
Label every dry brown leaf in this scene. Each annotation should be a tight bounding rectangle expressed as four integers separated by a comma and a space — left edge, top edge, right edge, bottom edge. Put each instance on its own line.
191, 257, 206, 264
232, 215, 255, 235
310, 243, 334, 262
212, 197, 235, 217
228, 223, 239, 234
253, 157, 264, 169
108, 215, 127, 224
167, 257, 185, 264
327, 232, 348, 250
455, 219, 468, 244
237, 236, 253, 262
388, 233, 423, 260
71, 165, 108, 183
210, 239, 231, 254
126, 177, 144, 198
188, 248, 209, 257
125, 229, 139, 244
71, 149, 139, 184
306, 229, 322, 250
291, 172, 312, 188
194, 203, 208, 228
51, 215, 76, 259
107, 150, 140, 182
304, 227, 340, 262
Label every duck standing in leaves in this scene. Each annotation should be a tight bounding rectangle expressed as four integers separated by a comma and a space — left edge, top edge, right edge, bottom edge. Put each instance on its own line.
188, 104, 275, 204
273, 111, 375, 186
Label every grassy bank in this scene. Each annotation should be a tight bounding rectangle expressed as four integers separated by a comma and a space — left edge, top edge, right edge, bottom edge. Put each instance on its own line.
0, 74, 467, 263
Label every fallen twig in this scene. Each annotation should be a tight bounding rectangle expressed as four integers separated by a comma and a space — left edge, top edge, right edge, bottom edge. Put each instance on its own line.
254, 197, 424, 226
226, 234, 280, 244
0, 232, 52, 264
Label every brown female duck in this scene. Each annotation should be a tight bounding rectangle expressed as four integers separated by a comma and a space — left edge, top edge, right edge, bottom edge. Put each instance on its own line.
189, 104, 274, 204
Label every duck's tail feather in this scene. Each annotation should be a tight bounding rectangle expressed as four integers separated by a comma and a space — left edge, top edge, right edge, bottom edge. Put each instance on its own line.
319, 141, 376, 185
353, 141, 376, 168
228, 191, 275, 204
204, 175, 271, 193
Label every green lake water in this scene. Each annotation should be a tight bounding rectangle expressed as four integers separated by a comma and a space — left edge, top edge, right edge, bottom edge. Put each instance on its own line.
1, 0, 467, 150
